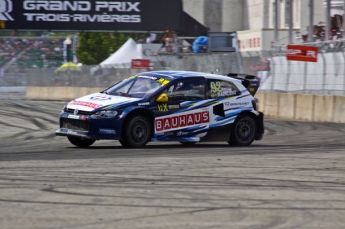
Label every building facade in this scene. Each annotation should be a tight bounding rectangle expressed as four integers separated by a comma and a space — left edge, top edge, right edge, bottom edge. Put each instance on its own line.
183, 0, 327, 52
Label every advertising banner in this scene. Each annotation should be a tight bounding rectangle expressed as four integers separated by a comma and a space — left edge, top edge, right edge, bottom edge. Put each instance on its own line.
0, 0, 182, 31
286, 45, 318, 62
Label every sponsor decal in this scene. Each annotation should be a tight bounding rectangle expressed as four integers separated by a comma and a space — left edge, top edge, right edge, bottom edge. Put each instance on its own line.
68, 114, 79, 119
156, 78, 170, 85
158, 104, 168, 111
99, 128, 116, 134
155, 111, 209, 131
176, 131, 188, 136
67, 130, 78, 135
158, 104, 180, 111
70, 100, 102, 109
138, 102, 150, 106
22, 1, 141, 23
225, 102, 249, 106
0, 0, 13, 21
168, 104, 180, 109
90, 95, 111, 101
163, 132, 174, 136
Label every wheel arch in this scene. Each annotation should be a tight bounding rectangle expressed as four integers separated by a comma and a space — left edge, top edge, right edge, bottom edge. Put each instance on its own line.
230, 110, 264, 141
121, 108, 155, 139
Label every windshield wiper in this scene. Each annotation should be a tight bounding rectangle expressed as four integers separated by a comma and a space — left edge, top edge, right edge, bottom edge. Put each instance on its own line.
111, 92, 130, 97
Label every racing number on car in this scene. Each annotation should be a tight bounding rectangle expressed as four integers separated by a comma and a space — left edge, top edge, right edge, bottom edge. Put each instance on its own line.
158, 104, 168, 111
210, 81, 222, 93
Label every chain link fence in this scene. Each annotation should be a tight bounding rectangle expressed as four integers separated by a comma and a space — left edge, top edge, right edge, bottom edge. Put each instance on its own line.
2, 38, 345, 96
263, 39, 345, 96
2, 52, 243, 89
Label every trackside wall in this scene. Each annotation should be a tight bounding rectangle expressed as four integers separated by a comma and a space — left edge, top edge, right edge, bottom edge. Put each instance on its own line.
255, 92, 345, 123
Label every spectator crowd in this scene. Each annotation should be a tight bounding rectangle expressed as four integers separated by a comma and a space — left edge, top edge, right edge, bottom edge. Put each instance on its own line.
0, 37, 65, 73
302, 14, 344, 42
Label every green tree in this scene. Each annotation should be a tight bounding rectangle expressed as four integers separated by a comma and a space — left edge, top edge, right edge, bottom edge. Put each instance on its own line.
76, 32, 142, 65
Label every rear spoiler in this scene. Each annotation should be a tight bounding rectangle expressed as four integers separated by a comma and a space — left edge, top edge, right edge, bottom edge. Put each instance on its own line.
225, 73, 261, 96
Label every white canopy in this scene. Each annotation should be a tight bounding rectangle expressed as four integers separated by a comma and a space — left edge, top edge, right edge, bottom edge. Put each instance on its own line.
100, 38, 141, 67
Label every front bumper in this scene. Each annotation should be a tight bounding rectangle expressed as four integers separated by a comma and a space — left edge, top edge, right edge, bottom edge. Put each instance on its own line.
56, 112, 123, 140
55, 128, 101, 140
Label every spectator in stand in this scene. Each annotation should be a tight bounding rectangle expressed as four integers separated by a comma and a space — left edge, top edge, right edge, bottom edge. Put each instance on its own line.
161, 26, 174, 52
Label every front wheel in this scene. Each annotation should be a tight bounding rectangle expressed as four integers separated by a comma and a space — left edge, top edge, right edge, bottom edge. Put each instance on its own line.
121, 115, 151, 148
228, 115, 256, 146
67, 136, 95, 148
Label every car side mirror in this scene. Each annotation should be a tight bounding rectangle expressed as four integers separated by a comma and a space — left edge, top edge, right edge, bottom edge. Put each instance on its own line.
156, 93, 169, 102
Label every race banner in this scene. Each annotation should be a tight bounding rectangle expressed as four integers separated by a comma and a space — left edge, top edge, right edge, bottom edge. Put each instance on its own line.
286, 45, 318, 62
0, 0, 182, 31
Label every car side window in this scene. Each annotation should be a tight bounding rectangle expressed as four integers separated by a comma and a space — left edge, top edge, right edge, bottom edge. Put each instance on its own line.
206, 79, 240, 99
161, 78, 205, 102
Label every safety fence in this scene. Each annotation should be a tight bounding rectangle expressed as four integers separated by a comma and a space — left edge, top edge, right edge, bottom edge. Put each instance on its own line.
1, 52, 243, 88
2, 39, 345, 96
265, 39, 345, 96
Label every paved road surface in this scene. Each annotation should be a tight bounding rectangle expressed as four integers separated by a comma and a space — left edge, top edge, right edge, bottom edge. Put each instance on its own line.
0, 99, 344, 229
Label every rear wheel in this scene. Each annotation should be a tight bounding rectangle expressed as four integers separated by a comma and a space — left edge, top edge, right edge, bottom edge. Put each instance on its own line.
228, 115, 256, 146
121, 115, 151, 148
67, 136, 95, 148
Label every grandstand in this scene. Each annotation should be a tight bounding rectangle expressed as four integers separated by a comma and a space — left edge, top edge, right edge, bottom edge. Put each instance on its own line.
0, 37, 65, 72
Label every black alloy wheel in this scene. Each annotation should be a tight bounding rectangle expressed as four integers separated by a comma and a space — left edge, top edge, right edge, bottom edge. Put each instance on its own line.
228, 115, 256, 146
121, 115, 151, 148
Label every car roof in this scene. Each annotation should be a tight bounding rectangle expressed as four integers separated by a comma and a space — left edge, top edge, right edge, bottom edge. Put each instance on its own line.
137, 70, 241, 83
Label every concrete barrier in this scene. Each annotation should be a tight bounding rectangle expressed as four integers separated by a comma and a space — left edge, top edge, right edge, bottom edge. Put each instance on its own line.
26, 86, 104, 101
313, 95, 335, 122
26, 87, 345, 123
333, 96, 345, 123
278, 93, 295, 120
295, 94, 314, 121
263, 92, 279, 117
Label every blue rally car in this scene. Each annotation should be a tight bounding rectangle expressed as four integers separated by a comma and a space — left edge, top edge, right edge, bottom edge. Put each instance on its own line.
56, 71, 264, 148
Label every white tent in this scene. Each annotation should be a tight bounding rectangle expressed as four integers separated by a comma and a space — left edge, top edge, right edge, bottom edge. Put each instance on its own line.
100, 38, 141, 67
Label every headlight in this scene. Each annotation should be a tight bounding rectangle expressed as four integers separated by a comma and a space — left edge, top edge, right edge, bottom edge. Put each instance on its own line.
91, 110, 118, 119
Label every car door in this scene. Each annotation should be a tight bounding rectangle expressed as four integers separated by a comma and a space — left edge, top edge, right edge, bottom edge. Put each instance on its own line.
153, 77, 208, 138
201, 78, 242, 141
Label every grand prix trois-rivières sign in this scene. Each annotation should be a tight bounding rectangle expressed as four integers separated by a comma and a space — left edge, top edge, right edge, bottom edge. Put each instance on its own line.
0, 0, 182, 31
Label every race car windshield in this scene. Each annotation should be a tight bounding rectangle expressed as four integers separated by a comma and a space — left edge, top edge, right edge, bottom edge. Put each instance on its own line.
105, 76, 165, 98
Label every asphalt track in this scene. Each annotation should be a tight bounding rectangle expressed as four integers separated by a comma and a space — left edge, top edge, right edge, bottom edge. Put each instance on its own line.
0, 97, 344, 229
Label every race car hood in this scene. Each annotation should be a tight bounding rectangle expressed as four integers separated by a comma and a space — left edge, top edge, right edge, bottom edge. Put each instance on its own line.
67, 92, 142, 111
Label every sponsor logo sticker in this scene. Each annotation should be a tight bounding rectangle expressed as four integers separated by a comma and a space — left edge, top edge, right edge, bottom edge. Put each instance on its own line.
155, 111, 209, 131
70, 100, 102, 109
99, 128, 116, 134
68, 115, 80, 119
90, 95, 112, 101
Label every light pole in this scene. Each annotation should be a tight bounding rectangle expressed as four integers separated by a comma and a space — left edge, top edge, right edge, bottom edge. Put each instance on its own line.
309, 0, 314, 43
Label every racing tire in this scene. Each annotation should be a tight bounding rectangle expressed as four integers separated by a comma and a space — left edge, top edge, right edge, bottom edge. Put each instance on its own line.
67, 136, 95, 148
228, 115, 256, 146
179, 142, 197, 146
121, 115, 151, 148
